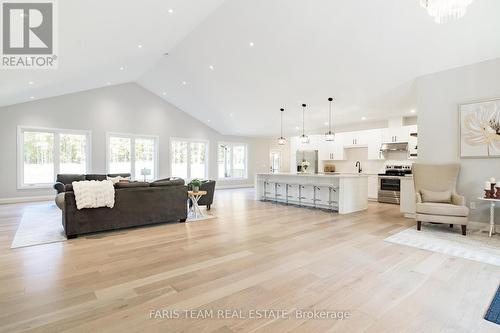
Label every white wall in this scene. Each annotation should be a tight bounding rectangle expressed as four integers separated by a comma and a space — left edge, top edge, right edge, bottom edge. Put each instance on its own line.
416, 57, 500, 224
0, 83, 274, 201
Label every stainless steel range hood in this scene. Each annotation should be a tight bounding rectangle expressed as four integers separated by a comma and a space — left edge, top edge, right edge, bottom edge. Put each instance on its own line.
380, 142, 408, 152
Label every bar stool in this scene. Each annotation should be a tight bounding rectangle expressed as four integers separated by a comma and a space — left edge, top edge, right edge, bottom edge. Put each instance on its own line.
274, 182, 284, 203
312, 185, 322, 208
262, 179, 272, 201
327, 185, 339, 211
286, 183, 298, 205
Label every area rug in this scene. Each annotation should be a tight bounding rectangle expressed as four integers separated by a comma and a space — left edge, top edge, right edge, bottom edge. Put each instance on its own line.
485, 285, 500, 325
11, 204, 66, 249
384, 224, 500, 266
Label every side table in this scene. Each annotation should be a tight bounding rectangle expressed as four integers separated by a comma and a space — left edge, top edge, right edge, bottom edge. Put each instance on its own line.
188, 190, 207, 221
478, 197, 500, 237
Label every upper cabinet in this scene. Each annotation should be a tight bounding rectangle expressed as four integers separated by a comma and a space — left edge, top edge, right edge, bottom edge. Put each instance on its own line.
319, 133, 345, 161
343, 131, 368, 147
290, 124, 417, 163
366, 129, 384, 160
382, 127, 410, 143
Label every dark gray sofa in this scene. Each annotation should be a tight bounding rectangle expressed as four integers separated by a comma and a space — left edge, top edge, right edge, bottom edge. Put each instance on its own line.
54, 174, 187, 238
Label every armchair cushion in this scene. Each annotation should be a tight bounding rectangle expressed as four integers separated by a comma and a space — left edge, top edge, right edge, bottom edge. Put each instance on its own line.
452, 194, 466, 206
416, 202, 469, 217
420, 189, 452, 204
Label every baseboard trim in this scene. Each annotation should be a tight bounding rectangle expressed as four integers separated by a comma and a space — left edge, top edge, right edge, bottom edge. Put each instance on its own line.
0, 195, 53, 205
216, 184, 254, 190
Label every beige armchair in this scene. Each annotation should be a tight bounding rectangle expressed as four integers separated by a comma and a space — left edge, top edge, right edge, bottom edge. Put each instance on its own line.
413, 163, 469, 235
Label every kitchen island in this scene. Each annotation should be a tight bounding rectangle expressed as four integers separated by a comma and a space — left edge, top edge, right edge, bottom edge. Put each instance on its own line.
255, 173, 368, 214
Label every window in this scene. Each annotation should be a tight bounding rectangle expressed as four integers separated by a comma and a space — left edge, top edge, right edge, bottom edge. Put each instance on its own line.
270, 151, 281, 173
18, 127, 91, 188
170, 138, 208, 180
106, 133, 158, 181
218, 143, 247, 179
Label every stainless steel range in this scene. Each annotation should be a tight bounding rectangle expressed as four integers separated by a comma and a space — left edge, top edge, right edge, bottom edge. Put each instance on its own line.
377, 165, 412, 204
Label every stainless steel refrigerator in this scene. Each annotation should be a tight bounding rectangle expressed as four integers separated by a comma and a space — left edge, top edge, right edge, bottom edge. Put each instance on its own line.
296, 150, 318, 174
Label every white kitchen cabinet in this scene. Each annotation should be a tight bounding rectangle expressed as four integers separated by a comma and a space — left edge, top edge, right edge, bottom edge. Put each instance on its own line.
319, 133, 345, 160
343, 131, 368, 147
368, 175, 379, 201
400, 177, 416, 217
382, 127, 409, 143
366, 129, 384, 160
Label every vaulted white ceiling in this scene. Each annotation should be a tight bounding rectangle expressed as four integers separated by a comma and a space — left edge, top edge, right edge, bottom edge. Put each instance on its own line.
0, 0, 225, 106
2, 0, 500, 137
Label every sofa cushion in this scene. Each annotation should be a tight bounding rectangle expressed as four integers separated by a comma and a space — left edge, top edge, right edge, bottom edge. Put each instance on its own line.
416, 202, 469, 217
150, 178, 185, 187
107, 175, 131, 184
420, 189, 452, 203
57, 174, 85, 184
107, 173, 132, 178
85, 174, 107, 181
114, 181, 150, 188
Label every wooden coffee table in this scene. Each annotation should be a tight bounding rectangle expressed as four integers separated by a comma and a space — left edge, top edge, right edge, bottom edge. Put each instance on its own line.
188, 191, 207, 221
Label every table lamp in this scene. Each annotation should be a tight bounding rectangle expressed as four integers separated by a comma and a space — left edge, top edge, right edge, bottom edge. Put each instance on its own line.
140, 168, 151, 182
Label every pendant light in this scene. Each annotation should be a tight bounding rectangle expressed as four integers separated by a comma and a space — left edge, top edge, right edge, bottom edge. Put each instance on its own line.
277, 108, 286, 145
325, 97, 335, 141
299, 103, 309, 144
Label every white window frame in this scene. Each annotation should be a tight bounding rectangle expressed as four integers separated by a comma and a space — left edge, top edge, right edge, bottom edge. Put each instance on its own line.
217, 142, 248, 180
106, 132, 159, 181
17, 126, 92, 189
270, 150, 282, 173
169, 137, 209, 181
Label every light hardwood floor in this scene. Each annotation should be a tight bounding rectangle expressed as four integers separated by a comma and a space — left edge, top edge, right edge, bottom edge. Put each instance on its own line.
0, 188, 499, 333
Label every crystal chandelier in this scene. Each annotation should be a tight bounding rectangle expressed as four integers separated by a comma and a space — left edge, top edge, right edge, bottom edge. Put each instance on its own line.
420, 0, 474, 24
299, 104, 309, 144
277, 108, 286, 145
325, 97, 335, 141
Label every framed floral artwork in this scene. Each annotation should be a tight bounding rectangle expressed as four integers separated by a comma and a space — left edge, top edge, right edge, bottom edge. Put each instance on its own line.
459, 98, 500, 158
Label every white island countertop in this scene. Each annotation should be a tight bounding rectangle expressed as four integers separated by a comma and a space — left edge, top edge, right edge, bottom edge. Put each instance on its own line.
255, 173, 368, 214
256, 172, 368, 178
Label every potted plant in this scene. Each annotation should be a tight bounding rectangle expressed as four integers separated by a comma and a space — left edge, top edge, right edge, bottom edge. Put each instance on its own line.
189, 179, 203, 192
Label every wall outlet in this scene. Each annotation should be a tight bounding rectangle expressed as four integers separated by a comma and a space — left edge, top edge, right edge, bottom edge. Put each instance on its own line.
470, 201, 476, 210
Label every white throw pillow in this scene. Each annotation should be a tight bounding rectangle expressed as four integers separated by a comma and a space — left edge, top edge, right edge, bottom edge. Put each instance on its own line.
420, 189, 452, 203
107, 175, 130, 184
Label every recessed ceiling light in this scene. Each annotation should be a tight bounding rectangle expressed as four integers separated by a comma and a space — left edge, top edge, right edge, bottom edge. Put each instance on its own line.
28, 81, 34, 85
119, 66, 124, 71
209, 65, 214, 70
324, 122, 329, 126
207, 120, 211, 123
410, 109, 416, 113
182, 81, 187, 85
295, 126, 300, 130
29, 96, 34, 99
249, 42, 255, 47
137, 44, 143, 49
162, 91, 166, 96
229, 113, 234, 117
106, 81, 111, 85
168, 8, 174, 13
361, 116, 367, 120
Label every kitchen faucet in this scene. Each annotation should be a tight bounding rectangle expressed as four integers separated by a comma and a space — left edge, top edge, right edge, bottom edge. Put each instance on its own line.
355, 161, 362, 173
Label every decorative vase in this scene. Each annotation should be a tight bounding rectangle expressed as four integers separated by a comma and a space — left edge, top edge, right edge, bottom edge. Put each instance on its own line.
193, 186, 199, 192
